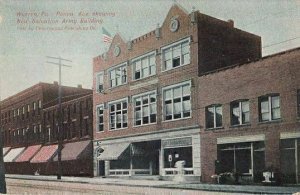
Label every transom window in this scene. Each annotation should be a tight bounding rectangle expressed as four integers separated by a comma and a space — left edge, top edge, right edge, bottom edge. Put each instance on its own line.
109, 64, 127, 88
96, 72, 104, 93
163, 82, 191, 121
259, 95, 280, 122
231, 100, 250, 125
96, 105, 104, 132
162, 38, 190, 71
133, 92, 157, 126
132, 52, 156, 80
206, 105, 222, 129
109, 99, 128, 130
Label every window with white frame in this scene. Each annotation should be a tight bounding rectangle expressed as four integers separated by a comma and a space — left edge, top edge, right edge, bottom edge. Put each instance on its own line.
109, 64, 127, 88
162, 38, 190, 71
109, 99, 128, 130
33, 102, 36, 111
38, 100, 42, 109
27, 104, 30, 112
96, 105, 104, 132
231, 100, 250, 125
96, 72, 104, 92
206, 105, 222, 129
133, 92, 157, 126
259, 94, 280, 122
163, 82, 191, 121
132, 52, 156, 80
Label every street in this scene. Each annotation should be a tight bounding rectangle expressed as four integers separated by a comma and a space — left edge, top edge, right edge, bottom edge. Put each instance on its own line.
6, 178, 238, 195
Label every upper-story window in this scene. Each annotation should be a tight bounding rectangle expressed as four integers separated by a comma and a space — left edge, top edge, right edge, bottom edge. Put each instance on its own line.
96, 72, 104, 93
132, 52, 156, 80
109, 99, 128, 130
161, 37, 190, 71
22, 106, 25, 115
297, 90, 300, 117
27, 104, 30, 113
259, 94, 280, 122
96, 105, 104, 132
33, 102, 36, 111
38, 100, 42, 109
133, 91, 157, 126
163, 81, 191, 121
206, 105, 222, 129
231, 100, 250, 126
109, 63, 127, 88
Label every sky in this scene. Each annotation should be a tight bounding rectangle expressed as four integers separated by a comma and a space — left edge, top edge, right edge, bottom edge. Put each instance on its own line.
0, 0, 299, 99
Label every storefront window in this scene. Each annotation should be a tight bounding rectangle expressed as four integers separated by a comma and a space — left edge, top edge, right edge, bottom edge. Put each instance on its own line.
163, 147, 192, 168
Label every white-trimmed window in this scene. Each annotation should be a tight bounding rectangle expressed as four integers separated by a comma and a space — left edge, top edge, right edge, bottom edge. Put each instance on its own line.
163, 81, 191, 121
206, 105, 222, 129
33, 125, 37, 133
33, 102, 36, 111
132, 52, 156, 80
22, 106, 25, 115
17, 108, 20, 116
38, 100, 42, 109
231, 100, 250, 125
39, 124, 42, 133
259, 94, 280, 122
109, 99, 128, 130
161, 37, 190, 71
27, 104, 30, 112
96, 105, 104, 132
109, 63, 127, 88
133, 91, 157, 126
96, 72, 104, 93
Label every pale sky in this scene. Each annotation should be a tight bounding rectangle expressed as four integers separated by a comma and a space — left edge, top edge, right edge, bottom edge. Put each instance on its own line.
0, 0, 299, 99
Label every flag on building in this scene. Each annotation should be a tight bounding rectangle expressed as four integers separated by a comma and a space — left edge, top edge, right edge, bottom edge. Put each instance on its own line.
102, 27, 113, 43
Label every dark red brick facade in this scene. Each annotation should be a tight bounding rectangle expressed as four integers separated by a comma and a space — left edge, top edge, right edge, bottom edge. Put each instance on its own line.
0, 82, 93, 176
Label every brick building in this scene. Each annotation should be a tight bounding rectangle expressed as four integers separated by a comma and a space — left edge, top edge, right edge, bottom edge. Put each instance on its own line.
1, 82, 93, 176
91, 4, 290, 183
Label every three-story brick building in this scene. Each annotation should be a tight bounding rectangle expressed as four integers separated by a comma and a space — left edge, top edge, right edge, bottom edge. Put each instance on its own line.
92, 4, 266, 182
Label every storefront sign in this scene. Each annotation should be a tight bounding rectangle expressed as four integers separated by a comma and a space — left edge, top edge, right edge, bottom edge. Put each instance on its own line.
162, 137, 192, 148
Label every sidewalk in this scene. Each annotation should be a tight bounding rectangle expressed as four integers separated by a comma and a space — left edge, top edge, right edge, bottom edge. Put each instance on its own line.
5, 174, 300, 194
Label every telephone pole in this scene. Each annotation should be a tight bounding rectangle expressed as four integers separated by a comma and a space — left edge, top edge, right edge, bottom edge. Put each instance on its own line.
0, 78, 7, 194
46, 56, 72, 180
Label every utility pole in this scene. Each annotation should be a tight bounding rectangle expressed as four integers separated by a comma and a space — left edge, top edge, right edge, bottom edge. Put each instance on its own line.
46, 56, 72, 180
0, 78, 7, 194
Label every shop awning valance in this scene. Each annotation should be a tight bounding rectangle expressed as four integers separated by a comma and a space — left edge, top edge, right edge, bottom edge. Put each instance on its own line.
3, 147, 11, 156
30, 144, 58, 163
15, 145, 42, 162
4, 147, 25, 162
97, 142, 130, 161
53, 140, 92, 161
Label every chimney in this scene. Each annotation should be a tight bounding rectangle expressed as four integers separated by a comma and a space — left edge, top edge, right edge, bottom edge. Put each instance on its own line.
228, 19, 234, 28
53, 81, 58, 85
77, 84, 82, 88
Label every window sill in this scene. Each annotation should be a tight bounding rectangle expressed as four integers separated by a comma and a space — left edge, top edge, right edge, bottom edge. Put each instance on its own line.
108, 83, 128, 91
162, 116, 192, 123
258, 119, 282, 125
96, 130, 105, 133
230, 124, 251, 128
132, 74, 157, 83
161, 62, 191, 73
133, 122, 157, 128
108, 127, 128, 132
205, 127, 224, 131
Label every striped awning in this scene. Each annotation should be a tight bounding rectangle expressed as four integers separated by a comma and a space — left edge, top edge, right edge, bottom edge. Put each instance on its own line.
30, 144, 58, 163
15, 145, 42, 162
3, 147, 11, 156
97, 142, 130, 161
4, 147, 25, 162
53, 140, 92, 161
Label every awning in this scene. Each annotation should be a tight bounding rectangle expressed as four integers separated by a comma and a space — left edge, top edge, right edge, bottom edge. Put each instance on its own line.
30, 144, 58, 163
15, 145, 42, 162
4, 147, 25, 162
97, 142, 130, 161
53, 140, 92, 161
3, 147, 11, 156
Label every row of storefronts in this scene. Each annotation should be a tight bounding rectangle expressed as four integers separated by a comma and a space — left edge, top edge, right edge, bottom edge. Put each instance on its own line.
3, 140, 92, 176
